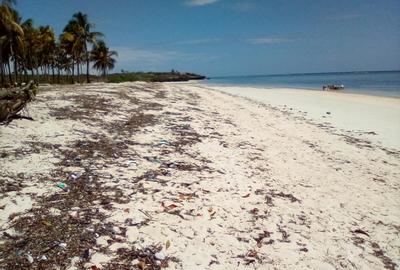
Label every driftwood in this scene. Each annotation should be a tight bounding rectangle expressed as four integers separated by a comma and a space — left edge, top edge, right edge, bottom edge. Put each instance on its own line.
0, 81, 37, 124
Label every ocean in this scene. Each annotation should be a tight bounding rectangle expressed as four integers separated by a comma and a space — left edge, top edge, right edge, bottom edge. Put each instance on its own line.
206, 71, 400, 98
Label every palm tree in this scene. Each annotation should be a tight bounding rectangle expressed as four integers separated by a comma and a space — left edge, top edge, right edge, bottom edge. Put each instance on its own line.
1, 3, 114, 87
37, 25, 56, 82
0, 2, 24, 86
67, 12, 102, 83
0, 5, 8, 86
90, 40, 117, 78
60, 27, 80, 83
21, 18, 39, 80
0, 0, 15, 86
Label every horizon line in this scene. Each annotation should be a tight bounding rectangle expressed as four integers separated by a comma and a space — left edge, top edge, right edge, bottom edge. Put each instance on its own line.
209, 69, 400, 79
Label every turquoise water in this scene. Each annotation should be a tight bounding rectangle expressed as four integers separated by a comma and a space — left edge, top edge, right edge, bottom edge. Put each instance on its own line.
206, 71, 400, 98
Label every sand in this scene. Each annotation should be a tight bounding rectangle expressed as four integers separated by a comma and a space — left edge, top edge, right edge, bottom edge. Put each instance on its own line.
200, 84, 400, 150
0, 82, 399, 269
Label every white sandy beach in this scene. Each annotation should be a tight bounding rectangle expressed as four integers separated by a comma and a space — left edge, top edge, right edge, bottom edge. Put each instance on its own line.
0, 82, 399, 269
198, 84, 400, 150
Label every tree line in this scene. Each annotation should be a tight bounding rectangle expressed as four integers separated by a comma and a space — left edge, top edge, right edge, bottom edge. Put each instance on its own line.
0, 0, 117, 88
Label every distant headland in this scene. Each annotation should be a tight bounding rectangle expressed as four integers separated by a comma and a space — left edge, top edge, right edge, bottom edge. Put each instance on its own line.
107, 71, 206, 83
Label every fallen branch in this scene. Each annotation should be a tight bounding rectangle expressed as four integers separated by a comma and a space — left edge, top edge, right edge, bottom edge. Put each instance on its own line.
0, 81, 37, 124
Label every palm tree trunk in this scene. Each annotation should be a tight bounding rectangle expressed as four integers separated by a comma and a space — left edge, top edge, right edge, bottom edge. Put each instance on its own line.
7, 60, 13, 85
85, 43, 90, 83
71, 61, 75, 84
24, 69, 28, 83
13, 59, 18, 84
71, 62, 75, 83
0, 52, 3, 88
34, 59, 39, 83
47, 65, 50, 83
0, 64, 4, 88
15, 65, 19, 84
51, 66, 54, 84
35, 68, 39, 84
77, 62, 80, 83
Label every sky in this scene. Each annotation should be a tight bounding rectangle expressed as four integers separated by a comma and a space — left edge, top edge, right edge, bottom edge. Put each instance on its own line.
16, 0, 400, 77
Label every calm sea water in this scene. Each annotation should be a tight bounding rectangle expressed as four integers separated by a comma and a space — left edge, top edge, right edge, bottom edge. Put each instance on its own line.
206, 71, 400, 98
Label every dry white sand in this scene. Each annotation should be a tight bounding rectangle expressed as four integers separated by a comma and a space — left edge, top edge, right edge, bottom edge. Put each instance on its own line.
0, 82, 399, 269
199, 84, 400, 150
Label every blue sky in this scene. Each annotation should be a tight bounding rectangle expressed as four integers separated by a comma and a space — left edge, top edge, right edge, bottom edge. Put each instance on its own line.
17, 0, 400, 76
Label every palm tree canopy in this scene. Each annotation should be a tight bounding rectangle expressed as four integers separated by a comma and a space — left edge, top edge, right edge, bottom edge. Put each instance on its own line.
90, 40, 117, 76
1, 0, 16, 7
0, 4, 24, 58
0, 4, 23, 35
66, 12, 103, 45
61, 12, 104, 83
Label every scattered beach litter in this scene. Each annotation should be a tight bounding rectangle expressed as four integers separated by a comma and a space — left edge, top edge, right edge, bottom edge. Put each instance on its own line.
69, 173, 81, 180
155, 139, 170, 147
155, 251, 167, 260
38, 255, 48, 261
146, 156, 162, 164
82, 248, 91, 260
1, 82, 398, 270
25, 253, 34, 264
125, 160, 138, 166
57, 183, 67, 190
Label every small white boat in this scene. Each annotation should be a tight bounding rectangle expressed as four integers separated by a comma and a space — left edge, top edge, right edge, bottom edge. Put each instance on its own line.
323, 84, 344, 90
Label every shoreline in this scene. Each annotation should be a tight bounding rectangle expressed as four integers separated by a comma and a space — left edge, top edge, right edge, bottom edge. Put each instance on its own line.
189, 83, 400, 150
202, 81, 400, 99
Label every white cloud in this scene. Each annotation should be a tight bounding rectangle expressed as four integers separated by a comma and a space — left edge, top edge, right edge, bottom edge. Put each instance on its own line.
186, 0, 219, 6
112, 46, 219, 67
246, 38, 293, 45
112, 46, 221, 71
113, 47, 186, 65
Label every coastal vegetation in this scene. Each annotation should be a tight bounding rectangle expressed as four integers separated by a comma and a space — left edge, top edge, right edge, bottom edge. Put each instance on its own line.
107, 71, 206, 83
0, 0, 205, 88
0, 0, 116, 87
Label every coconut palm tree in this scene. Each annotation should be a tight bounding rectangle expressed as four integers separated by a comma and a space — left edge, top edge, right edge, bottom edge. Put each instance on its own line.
60, 27, 79, 83
1, 3, 114, 87
90, 40, 117, 78
21, 19, 34, 71
62, 18, 85, 83
66, 12, 102, 83
21, 18, 40, 80
37, 25, 56, 82
0, 2, 24, 86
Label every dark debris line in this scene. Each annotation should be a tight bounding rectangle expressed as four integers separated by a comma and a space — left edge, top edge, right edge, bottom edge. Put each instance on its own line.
0, 85, 206, 269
